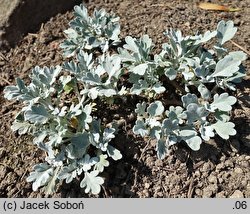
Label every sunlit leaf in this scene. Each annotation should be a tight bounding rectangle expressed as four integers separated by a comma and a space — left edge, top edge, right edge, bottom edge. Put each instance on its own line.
217, 20, 237, 45
212, 121, 236, 139
210, 93, 237, 111
80, 171, 104, 194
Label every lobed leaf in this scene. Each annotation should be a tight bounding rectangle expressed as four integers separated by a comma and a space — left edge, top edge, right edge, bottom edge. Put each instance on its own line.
210, 93, 237, 112
94, 154, 109, 172
212, 121, 236, 139
24, 105, 50, 124
217, 20, 237, 45
133, 120, 149, 137
80, 171, 104, 194
27, 163, 54, 192
211, 55, 241, 77
147, 101, 164, 117
107, 145, 122, 161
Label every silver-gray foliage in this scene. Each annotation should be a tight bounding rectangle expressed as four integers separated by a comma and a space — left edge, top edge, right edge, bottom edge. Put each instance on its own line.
61, 4, 120, 57
133, 92, 237, 159
4, 4, 247, 196
4, 64, 122, 195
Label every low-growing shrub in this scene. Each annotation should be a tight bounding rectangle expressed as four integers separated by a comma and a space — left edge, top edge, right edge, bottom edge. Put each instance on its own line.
4, 4, 247, 195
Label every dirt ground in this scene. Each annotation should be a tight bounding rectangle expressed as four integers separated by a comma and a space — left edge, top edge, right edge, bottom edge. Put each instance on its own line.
0, 0, 250, 198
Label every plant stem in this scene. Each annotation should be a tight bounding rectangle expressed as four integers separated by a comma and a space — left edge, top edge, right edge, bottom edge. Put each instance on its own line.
230, 40, 250, 56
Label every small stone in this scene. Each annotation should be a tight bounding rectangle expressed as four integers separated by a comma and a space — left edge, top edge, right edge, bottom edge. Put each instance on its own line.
241, 179, 248, 186
202, 162, 211, 172
225, 160, 234, 168
158, 192, 163, 197
245, 186, 250, 198
195, 188, 202, 196
194, 170, 201, 178
203, 189, 213, 198
146, 156, 154, 166
142, 189, 150, 197
222, 172, 231, 179
154, 191, 163, 197
184, 22, 190, 27
169, 183, 174, 189
155, 186, 161, 192
220, 156, 226, 162
237, 156, 245, 162
240, 161, 249, 168
0, 165, 7, 180
197, 182, 203, 188
155, 159, 163, 167
216, 191, 226, 198
161, 171, 167, 177
230, 152, 236, 157
218, 178, 224, 184
230, 190, 244, 198
208, 175, 217, 184
234, 19, 241, 26
201, 172, 209, 178
234, 167, 243, 174
216, 163, 225, 171
145, 183, 150, 189
245, 156, 250, 161
113, 114, 120, 119
15, 169, 23, 177
203, 184, 218, 198
0, 148, 6, 159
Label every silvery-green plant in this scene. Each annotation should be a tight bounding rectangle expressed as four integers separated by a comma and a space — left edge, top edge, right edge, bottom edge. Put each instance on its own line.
61, 4, 120, 57
133, 92, 237, 159
4, 64, 122, 195
4, 4, 247, 195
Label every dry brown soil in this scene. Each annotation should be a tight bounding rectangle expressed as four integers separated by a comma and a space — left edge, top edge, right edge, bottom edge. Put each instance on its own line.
0, 0, 250, 198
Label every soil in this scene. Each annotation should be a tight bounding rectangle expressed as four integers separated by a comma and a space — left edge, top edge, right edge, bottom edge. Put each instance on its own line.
0, 0, 82, 50
0, 0, 250, 198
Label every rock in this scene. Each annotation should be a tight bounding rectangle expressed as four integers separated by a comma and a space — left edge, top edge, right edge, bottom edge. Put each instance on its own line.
202, 184, 218, 198
195, 188, 202, 196
155, 159, 163, 167
0, 0, 82, 50
245, 186, 250, 198
218, 178, 224, 184
245, 156, 250, 161
0, 148, 6, 158
216, 163, 225, 171
142, 189, 150, 197
225, 160, 234, 168
144, 183, 150, 189
194, 170, 201, 178
216, 191, 226, 198
201, 162, 212, 172
222, 172, 232, 179
208, 175, 218, 184
241, 179, 248, 186
0, 165, 7, 180
234, 167, 243, 174
240, 161, 249, 168
230, 190, 244, 198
